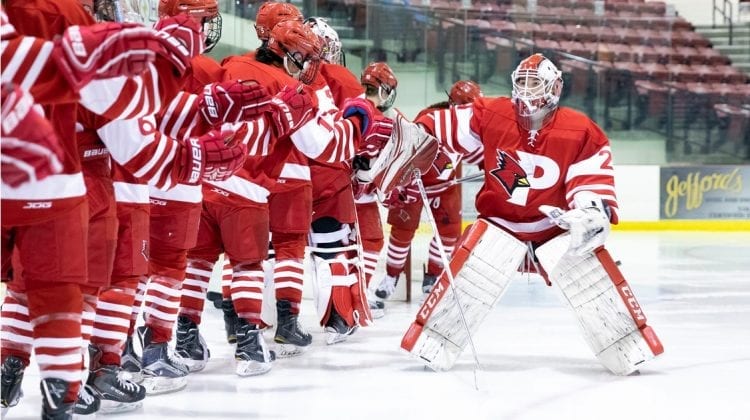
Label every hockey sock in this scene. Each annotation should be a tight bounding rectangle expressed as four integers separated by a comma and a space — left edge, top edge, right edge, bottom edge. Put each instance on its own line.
179, 259, 213, 325
26, 282, 83, 403
385, 226, 415, 278
230, 261, 264, 326
92, 275, 139, 366
426, 235, 456, 275
273, 259, 304, 314
127, 274, 149, 336
143, 275, 183, 343
1, 291, 32, 366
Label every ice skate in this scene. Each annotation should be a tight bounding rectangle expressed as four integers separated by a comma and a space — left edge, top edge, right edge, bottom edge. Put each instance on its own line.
87, 345, 145, 413
139, 326, 188, 394
73, 384, 100, 416
325, 308, 358, 345
40, 378, 75, 420
222, 299, 239, 344
121, 335, 143, 383
273, 300, 312, 358
174, 316, 210, 372
235, 319, 275, 376
1, 356, 25, 413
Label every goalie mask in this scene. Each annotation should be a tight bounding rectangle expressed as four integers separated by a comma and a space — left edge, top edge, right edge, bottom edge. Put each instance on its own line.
93, 0, 155, 23
305, 17, 344, 65
448, 80, 483, 105
268, 20, 322, 85
511, 54, 563, 132
361, 62, 398, 112
255, 1, 303, 42
158, 0, 222, 52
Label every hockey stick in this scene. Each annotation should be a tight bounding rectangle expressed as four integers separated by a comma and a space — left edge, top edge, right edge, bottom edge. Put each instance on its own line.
412, 169, 482, 389
422, 171, 484, 195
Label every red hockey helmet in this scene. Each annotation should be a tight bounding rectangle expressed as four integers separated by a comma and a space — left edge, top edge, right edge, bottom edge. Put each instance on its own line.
255, 1, 303, 42
268, 20, 322, 85
158, 0, 222, 52
448, 80, 483, 105
361, 62, 398, 111
511, 53, 563, 132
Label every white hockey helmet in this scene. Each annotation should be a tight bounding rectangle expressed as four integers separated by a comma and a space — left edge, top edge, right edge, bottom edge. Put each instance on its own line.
511, 53, 563, 132
305, 17, 344, 65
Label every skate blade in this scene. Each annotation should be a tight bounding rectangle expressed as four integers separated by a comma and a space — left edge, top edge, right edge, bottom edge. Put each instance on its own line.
142, 376, 188, 395
235, 360, 273, 377
121, 370, 143, 384
274, 343, 307, 358
177, 356, 208, 373
100, 399, 144, 414
370, 308, 385, 319
324, 326, 358, 345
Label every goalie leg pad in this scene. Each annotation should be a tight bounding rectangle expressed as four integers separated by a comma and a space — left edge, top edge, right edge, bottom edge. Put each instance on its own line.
400, 219, 527, 371
311, 254, 370, 327
535, 234, 664, 375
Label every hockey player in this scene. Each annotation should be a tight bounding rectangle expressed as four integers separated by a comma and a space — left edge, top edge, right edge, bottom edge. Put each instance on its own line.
305, 17, 380, 344
400, 54, 663, 375
0, 1, 191, 417
374, 80, 484, 317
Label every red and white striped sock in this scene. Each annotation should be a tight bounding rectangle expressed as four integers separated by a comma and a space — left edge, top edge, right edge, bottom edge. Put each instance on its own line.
1, 291, 33, 366
361, 249, 380, 287
143, 275, 182, 343
127, 274, 149, 336
230, 262, 264, 325
80, 288, 99, 350
426, 235, 456, 275
221, 258, 232, 300
27, 282, 83, 403
92, 276, 139, 366
179, 259, 213, 325
273, 259, 304, 314
385, 237, 411, 278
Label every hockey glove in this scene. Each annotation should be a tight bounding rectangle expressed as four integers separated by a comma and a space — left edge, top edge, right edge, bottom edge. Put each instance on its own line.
176, 129, 247, 185
267, 84, 315, 138
381, 183, 420, 209
153, 14, 204, 76
341, 97, 393, 158
1, 84, 63, 188
53, 22, 164, 91
539, 204, 610, 256
200, 80, 271, 127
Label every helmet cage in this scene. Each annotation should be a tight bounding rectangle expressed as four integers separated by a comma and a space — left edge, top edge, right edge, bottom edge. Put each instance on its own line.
280, 44, 320, 85
202, 13, 222, 52
94, 0, 152, 23
510, 58, 562, 131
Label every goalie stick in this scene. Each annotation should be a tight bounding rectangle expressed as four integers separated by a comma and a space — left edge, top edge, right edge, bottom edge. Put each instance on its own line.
422, 171, 485, 195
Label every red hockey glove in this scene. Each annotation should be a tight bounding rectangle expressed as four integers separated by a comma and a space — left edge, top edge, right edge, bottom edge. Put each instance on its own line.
381, 182, 420, 209
341, 97, 393, 158
153, 13, 204, 76
267, 84, 315, 138
352, 177, 377, 200
176, 129, 247, 185
1, 84, 63, 187
200, 80, 271, 127
53, 22, 166, 90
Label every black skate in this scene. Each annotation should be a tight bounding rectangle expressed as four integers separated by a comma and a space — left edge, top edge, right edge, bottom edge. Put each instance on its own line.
222, 299, 239, 344
1, 356, 25, 412
87, 345, 145, 413
206, 291, 223, 309
235, 319, 275, 376
324, 308, 358, 345
422, 273, 437, 294
273, 300, 312, 358
139, 326, 188, 395
175, 316, 210, 372
121, 335, 143, 383
40, 378, 75, 420
73, 384, 100, 416
369, 299, 385, 319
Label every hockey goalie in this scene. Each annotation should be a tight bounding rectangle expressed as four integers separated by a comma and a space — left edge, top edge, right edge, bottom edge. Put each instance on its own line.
400, 54, 663, 375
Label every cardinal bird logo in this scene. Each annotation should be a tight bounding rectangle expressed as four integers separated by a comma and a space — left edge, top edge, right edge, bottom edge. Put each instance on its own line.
490, 150, 530, 196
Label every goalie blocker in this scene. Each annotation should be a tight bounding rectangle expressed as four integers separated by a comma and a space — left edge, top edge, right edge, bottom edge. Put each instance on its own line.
400, 219, 527, 371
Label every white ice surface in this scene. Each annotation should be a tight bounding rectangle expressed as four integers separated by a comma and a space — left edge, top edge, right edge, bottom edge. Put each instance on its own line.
4, 231, 750, 420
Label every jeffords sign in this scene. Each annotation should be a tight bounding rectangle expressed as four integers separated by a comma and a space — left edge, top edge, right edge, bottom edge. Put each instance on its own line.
660, 166, 749, 219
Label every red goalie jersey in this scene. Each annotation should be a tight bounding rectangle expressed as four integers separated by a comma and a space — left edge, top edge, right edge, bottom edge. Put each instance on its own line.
420, 97, 618, 244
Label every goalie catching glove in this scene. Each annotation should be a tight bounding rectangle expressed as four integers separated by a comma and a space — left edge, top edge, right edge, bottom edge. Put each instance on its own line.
176, 129, 247, 185
539, 191, 611, 256
200, 80, 271, 127
381, 182, 420, 209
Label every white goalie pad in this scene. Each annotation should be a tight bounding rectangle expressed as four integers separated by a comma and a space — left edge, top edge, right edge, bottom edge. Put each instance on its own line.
400, 219, 527, 371
535, 234, 664, 375
359, 113, 439, 196
309, 254, 361, 325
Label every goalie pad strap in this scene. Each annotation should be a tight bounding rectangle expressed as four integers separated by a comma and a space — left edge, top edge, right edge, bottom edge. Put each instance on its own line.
400, 219, 527, 371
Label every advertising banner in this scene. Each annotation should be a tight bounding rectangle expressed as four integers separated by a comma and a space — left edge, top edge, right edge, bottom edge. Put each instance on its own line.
660, 166, 749, 219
